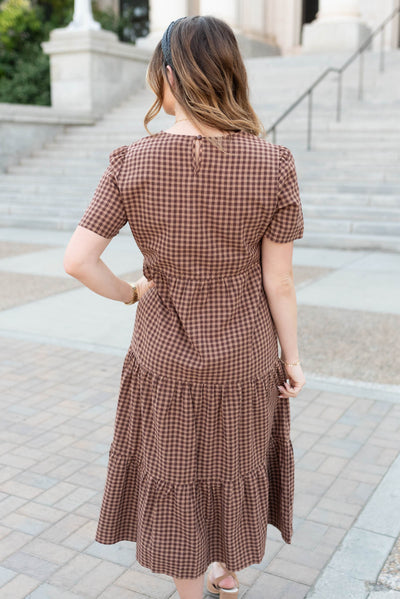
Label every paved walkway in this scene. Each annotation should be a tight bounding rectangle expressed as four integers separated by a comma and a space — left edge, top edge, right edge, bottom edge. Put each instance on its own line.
0, 228, 399, 598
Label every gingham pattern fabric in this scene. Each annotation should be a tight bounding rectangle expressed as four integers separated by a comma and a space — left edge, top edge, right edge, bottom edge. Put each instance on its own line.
78, 130, 304, 579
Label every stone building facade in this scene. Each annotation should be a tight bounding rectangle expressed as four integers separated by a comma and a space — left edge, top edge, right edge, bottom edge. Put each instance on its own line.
105, 0, 399, 54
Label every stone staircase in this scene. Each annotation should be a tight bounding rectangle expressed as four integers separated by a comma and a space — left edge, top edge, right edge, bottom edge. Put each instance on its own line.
254, 51, 400, 251
0, 50, 399, 251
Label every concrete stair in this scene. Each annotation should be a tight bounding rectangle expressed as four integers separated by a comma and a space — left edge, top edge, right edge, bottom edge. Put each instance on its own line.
0, 50, 399, 251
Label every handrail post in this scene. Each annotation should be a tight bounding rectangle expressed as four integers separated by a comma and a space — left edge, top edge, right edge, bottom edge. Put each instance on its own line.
358, 51, 364, 101
307, 90, 312, 151
380, 24, 385, 72
337, 70, 342, 121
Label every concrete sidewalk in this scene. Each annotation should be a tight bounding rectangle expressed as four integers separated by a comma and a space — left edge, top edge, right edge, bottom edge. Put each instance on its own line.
0, 228, 399, 598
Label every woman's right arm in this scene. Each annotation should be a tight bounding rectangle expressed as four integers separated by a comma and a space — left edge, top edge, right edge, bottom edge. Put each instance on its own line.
261, 235, 306, 398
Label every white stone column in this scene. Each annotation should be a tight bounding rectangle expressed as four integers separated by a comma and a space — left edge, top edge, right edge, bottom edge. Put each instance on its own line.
302, 0, 371, 52
200, 0, 238, 28
135, 0, 188, 53
236, 0, 280, 57
67, 0, 101, 30
267, 0, 303, 53
150, 0, 188, 32
317, 0, 361, 21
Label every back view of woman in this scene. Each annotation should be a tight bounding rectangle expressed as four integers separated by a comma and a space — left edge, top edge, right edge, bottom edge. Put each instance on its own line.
64, 15, 306, 599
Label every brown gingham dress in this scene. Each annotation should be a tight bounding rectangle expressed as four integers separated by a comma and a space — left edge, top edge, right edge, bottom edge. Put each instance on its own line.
78, 129, 304, 579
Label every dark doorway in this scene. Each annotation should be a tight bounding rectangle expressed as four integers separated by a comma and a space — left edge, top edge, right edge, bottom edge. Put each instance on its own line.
119, 0, 149, 43
302, 0, 319, 25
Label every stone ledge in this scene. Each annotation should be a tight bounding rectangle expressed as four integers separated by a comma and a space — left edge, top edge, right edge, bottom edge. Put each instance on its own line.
41, 27, 151, 63
0, 103, 95, 126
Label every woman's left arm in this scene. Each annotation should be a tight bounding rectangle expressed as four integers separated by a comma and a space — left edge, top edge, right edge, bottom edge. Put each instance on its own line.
64, 225, 152, 303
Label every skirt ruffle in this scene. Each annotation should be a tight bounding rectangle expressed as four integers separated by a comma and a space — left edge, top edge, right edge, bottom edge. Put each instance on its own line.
95, 350, 294, 579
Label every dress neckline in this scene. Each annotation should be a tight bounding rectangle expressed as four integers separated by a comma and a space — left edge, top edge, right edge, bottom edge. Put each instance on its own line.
159, 129, 243, 139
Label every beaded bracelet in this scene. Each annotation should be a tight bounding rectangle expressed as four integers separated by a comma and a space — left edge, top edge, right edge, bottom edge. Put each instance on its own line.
279, 357, 301, 367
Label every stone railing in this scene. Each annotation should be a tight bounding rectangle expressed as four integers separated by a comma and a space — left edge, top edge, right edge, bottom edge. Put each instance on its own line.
2, 0, 152, 171
42, 28, 151, 118
0, 104, 95, 172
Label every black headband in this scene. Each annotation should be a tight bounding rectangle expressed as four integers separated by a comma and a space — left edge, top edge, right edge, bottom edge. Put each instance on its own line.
161, 17, 185, 69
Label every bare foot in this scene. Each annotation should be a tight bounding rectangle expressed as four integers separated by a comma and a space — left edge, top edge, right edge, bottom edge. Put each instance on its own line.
209, 562, 236, 589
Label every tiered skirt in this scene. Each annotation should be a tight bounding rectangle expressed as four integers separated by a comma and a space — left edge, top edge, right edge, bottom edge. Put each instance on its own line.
95, 349, 295, 579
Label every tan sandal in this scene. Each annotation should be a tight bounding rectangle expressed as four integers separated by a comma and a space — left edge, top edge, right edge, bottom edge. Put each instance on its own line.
206, 562, 239, 598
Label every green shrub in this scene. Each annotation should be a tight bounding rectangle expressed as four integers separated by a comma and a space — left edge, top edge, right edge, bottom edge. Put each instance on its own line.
0, 0, 50, 103
0, 43, 50, 104
33, 0, 74, 28
0, 0, 43, 52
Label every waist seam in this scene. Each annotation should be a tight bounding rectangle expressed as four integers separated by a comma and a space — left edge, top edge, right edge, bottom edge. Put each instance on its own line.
144, 259, 260, 282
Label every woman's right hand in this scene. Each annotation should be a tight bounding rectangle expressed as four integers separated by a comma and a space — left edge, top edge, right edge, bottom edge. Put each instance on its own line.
278, 364, 306, 399
135, 275, 156, 300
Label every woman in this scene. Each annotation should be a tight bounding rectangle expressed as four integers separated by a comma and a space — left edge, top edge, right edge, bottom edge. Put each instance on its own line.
64, 15, 306, 599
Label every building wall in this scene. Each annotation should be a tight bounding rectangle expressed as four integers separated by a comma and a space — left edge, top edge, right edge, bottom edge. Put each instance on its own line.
200, 0, 239, 25
101, 0, 399, 52
237, 0, 303, 51
360, 0, 399, 49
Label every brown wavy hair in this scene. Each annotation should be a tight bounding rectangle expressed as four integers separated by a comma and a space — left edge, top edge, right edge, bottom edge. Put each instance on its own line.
144, 15, 265, 145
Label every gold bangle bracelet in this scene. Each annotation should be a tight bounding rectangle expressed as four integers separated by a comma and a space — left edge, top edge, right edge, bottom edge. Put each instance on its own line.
279, 357, 301, 366
124, 283, 139, 305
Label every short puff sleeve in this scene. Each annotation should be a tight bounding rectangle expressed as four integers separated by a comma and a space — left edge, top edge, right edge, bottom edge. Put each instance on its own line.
78, 145, 128, 239
263, 146, 304, 243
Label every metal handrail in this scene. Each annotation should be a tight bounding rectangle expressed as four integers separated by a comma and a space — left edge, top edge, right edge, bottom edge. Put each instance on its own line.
267, 6, 400, 150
